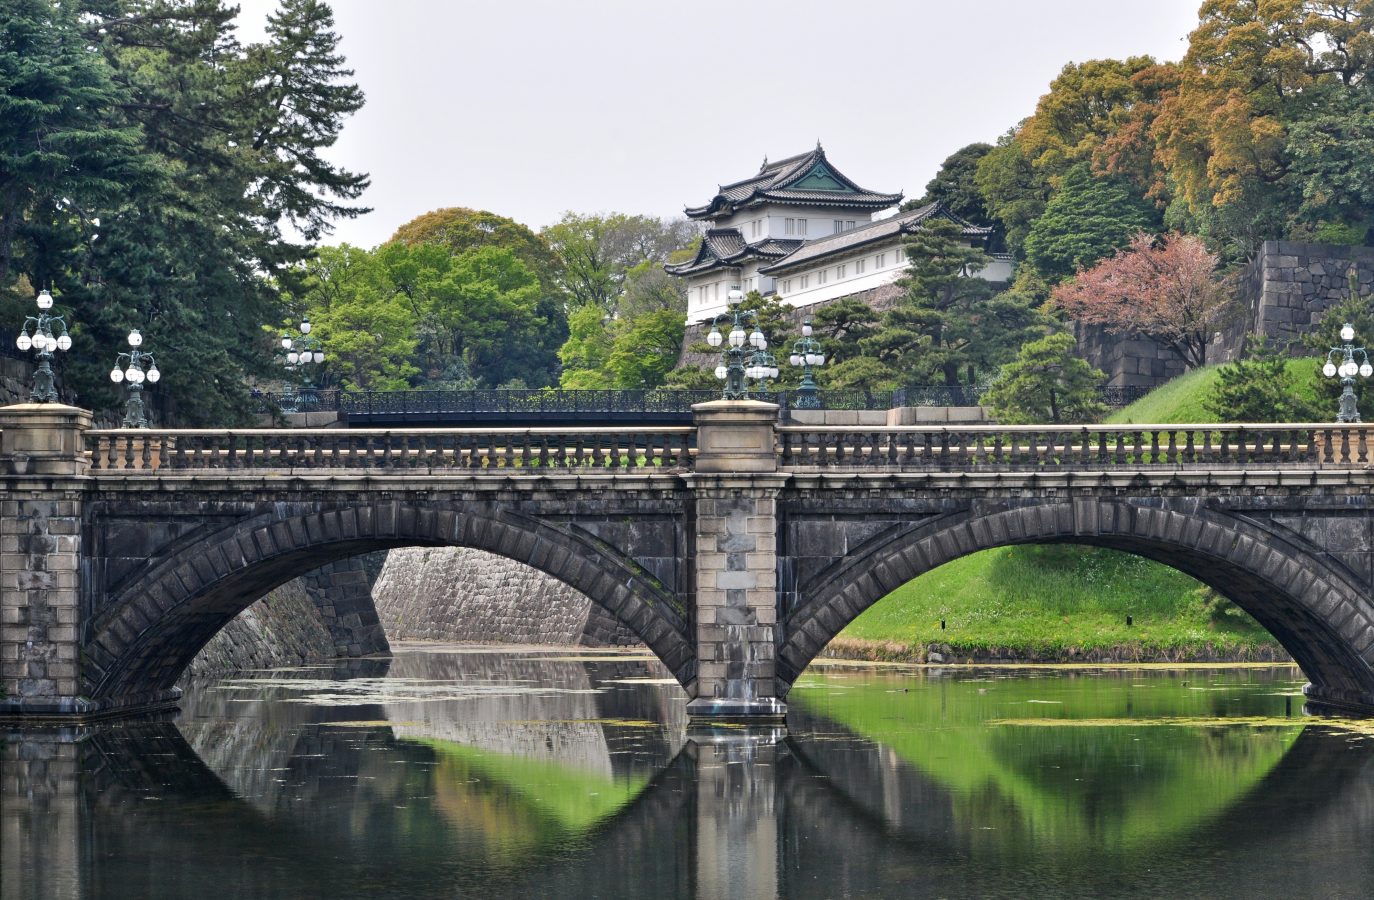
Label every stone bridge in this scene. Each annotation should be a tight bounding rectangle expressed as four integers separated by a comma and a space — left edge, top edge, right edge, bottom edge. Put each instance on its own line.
3, 401, 1374, 721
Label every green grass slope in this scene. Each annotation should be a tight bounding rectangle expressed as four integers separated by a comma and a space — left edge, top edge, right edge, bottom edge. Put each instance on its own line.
835, 362, 1319, 662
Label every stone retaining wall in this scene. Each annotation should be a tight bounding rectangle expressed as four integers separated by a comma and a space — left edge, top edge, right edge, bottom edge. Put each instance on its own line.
183, 578, 337, 681
373, 547, 639, 646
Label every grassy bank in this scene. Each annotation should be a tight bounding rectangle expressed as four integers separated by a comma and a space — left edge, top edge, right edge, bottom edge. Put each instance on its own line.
835, 545, 1285, 663
1105, 357, 1323, 425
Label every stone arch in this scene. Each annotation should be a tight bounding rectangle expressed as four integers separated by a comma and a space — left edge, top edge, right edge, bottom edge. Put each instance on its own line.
84, 501, 694, 710
778, 499, 1374, 711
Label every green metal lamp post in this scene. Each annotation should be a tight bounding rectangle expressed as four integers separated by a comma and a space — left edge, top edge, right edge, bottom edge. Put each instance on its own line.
108, 329, 161, 428
280, 317, 325, 412
1323, 322, 1372, 422
787, 319, 826, 409
706, 289, 778, 400
16, 289, 72, 402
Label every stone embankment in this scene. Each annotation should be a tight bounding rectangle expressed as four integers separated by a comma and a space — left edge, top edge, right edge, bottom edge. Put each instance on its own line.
373, 547, 639, 647
186, 555, 390, 683
822, 637, 1292, 665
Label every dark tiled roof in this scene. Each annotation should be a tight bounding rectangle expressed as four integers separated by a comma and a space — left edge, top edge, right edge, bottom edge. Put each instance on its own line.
758, 202, 992, 275
685, 146, 902, 220
663, 229, 804, 277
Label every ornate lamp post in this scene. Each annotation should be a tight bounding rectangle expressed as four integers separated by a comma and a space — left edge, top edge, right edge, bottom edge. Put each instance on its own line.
787, 318, 826, 409
280, 317, 325, 411
15, 289, 72, 402
108, 329, 161, 428
706, 289, 778, 400
1322, 322, 1372, 422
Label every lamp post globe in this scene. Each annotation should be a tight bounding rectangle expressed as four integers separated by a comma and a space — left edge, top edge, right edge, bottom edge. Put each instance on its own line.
1326, 321, 1371, 423
17, 288, 72, 402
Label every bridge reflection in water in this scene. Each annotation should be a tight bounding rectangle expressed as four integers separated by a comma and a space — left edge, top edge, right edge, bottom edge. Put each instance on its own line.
6, 648, 1374, 899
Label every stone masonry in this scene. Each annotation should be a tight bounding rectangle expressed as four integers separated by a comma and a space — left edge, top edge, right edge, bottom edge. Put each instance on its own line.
372, 546, 638, 646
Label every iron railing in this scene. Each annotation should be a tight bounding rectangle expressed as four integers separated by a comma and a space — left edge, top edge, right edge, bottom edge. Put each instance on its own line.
87, 427, 695, 472
777, 424, 1372, 470
252, 384, 1153, 422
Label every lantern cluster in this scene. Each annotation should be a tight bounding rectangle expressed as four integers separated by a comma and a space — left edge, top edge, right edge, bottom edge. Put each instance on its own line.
282, 317, 325, 366
109, 330, 161, 385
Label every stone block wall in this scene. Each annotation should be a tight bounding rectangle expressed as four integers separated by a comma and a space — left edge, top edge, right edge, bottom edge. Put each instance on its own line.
371, 547, 640, 647
185, 554, 391, 682
1240, 241, 1374, 348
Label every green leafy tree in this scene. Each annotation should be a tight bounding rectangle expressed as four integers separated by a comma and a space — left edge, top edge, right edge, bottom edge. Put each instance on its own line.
389, 207, 562, 294
559, 302, 615, 389
289, 245, 418, 391
974, 133, 1049, 255
984, 331, 1108, 424
541, 212, 694, 310
1023, 164, 1157, 282
604, 308, 686, 389
1206, 336, 1318, 423
907, 143, 995, 226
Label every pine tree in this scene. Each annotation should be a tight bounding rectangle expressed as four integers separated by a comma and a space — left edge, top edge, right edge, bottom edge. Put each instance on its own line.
984, 331, 1107, 424
1023, 163, 1156, 282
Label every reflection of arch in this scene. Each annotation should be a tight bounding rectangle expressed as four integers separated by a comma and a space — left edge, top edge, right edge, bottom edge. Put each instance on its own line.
85, 502, 694, 706
778, 500, 1374, 708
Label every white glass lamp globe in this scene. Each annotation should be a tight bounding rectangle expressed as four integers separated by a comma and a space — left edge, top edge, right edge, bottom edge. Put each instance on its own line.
1344, 361, 1358, 377
45, 335, 58, 352
300, 318, 312, 335
146, 366, 160, 383
127, 366, 144, 384
802, 321, 813, 337
707, 329, 723, 347
109, 367, 124, 383
127, 329, 142, 348
749, 330, 764, 348
714, 365, 727, 380
790, 354, 802, 366
769, 366, 779, 378
727, 288, 743, 303
1361, 363, 1373, 378
56, 334, 71, 351
729, 328, 745, 348
281, 333, 293, 350
287, 350, 300, 365
16, 333, 31, 351
1342, 324, 1356, 342
312, 350, 324, 364
36, 290, 53, 310
1325, 361, 1339, 377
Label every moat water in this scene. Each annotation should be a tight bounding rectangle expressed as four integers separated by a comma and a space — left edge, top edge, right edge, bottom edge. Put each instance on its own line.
5, 645, 1374, 899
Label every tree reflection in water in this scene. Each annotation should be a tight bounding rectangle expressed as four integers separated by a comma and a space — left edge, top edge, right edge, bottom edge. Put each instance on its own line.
5, 651, 1374, 899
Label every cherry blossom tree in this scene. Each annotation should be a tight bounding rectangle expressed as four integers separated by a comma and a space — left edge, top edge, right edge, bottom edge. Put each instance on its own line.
1051, 232, 1239, 369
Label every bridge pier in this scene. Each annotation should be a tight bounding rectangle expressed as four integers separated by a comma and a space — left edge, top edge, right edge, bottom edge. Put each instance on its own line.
0, 405, 102, 717
686, 401, 787, 723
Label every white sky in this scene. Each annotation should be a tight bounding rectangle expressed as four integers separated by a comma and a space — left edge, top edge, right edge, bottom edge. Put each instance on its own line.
233, 0, 1201, 249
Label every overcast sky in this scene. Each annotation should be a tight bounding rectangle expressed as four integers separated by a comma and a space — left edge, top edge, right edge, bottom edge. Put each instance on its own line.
233, 0, 1202, 248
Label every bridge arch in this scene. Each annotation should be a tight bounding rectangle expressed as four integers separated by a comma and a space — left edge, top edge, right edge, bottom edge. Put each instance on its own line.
778, 498, 1374, 712
84, 501, 694, 709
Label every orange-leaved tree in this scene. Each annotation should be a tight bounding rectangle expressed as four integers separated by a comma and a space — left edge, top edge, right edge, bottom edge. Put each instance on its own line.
1051, 232, 1239, 370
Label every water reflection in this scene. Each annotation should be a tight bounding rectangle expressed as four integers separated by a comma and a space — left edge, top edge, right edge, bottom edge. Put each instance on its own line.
5, 651, 1374, 899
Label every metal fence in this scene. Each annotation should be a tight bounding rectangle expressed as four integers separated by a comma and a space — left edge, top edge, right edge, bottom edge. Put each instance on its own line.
251, 384, 1155, 423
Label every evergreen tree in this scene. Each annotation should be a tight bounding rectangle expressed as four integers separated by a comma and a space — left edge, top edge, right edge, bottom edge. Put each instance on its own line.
1023, 163, 1156, 282
907, 143, 994, 227
1206, 336, 1318, 423
984, 331, 1107, 424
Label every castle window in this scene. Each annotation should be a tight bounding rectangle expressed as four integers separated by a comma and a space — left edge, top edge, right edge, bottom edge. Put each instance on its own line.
833, 219, 844, 233
877, 253, 886, 268
856, 258, 866, 275
784, 279, 792, 292
847, 220, 856, 230
837, 264, 847, 279
818, 269, 827, 285
785, 218, 795, 235
797, 219, 808, 236
801, 275, 810, 289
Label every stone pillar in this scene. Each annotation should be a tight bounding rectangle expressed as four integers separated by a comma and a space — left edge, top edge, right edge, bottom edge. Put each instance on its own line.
687, 400, 786, 723
0, 404, 93, 716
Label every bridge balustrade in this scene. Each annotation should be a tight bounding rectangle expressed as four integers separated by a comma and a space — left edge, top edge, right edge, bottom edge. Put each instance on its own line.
777, 424, 1373, 470
86, 427, 695, 472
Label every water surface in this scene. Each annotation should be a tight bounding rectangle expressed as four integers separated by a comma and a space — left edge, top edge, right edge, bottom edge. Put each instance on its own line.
5, 646, 1374, 899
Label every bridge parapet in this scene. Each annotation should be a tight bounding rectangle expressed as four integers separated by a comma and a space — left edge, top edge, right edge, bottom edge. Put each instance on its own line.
778, 423, 1374, 471
86, 426, 694, 473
